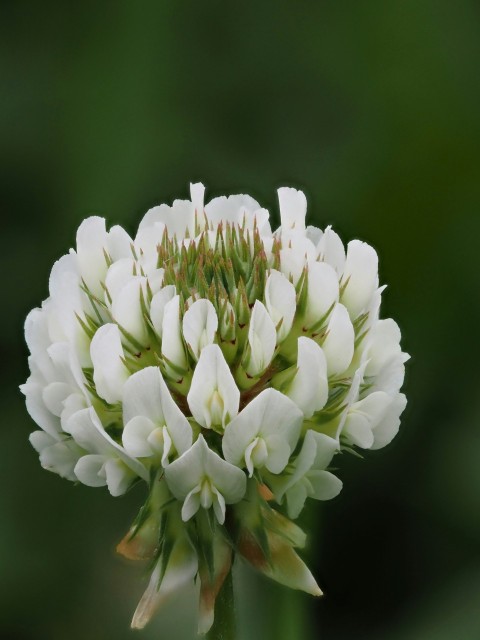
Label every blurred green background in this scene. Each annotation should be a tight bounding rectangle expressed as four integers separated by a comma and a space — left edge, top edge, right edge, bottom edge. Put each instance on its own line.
1, 1, 480, 639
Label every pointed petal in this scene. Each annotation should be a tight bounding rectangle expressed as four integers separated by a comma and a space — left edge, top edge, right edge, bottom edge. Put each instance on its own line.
162, 295, 187, 372
304, 262, 339, 327
246, 300, 277, 377
111, 276, 149, 345
286, 338, 328, 417
123, 366, 165, 424
106, 225, 132, 261
278, 187, 307, 231
149, 285, 176, 337
105, 258, 136, 302
264, 270, 297, 342
317, 225, 345, 276
187, 344, 239, 429
322, 303, 354, 376
182, 299, 218, 359
76, 216, 108, 297
90, 324, 129, 404
341, 240, 379, 318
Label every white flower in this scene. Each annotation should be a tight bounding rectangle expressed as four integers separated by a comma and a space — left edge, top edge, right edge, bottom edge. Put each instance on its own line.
223, 389, 303, 476
68, 407, 148, 496
244, 300, 277, 377
284, 337, 328, 418
187, 344, 240, 430
272, 430, 342, 519
165, 435, 246, 524
121, 366, 192, 465
23, 181, 408, 634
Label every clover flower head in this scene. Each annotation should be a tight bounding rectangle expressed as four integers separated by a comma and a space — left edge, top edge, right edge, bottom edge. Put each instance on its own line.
22, 182, 409, 634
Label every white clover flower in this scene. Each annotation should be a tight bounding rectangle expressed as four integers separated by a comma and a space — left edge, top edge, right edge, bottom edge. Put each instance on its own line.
22, 182, 409, 635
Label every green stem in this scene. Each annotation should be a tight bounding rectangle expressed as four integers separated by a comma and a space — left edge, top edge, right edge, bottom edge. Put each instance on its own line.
206, 568, 236, 640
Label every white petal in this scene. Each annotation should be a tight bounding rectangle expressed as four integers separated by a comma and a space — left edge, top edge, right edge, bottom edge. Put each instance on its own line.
122, 416, 158, 457
76, 216, 109, 297
263, 435, 291, 474
246, 300, 277, 377
74, 454, 107, 487
162, 295, 187, 372
264, 270, 296, 342
111, 276, 149, 345
24, 308, 56, 380
67, 407, 148, 480
105, 258, 136, 302
285, 482, 309, 519
21, 381, 61, 437
90, 324, 129, 404
317, 225, 345, 276
286, 338, 328, 417
203, 440, 247, 504
39, 439, 83, 481
341, 240, 379, 318
182, 299, 218, 359
165, 436, 246, 509
343, 391, 395, 449
205, 194, 261, 228
122, 366, 192, 457
322, 303, 354, 376
190, 182, 205, 215
212, 486, 227, 524
150, 285, 176, 337
123, 366, 165, 424
222, 388, 302, 473
278, 187, 307, 231
164, 437, 206, 498
365, 319, 407, 377
29, 430, 56, 453
304, 262, 339, 327
187, 344, 239, 429
371, 393, 407, 450
182, 486, 201, 521
106, 225, 133, 261
308, 470, 343, 501
42, 382, 71, 417
342, 412, 374, 448
104, 458, 137, 496
279, 247, 307, 286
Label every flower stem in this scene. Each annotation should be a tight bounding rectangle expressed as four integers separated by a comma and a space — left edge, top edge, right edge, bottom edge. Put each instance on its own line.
206, 568, 236, 640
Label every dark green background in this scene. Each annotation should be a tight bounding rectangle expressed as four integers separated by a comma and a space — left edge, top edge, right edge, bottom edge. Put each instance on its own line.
2, 2, 480, 639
